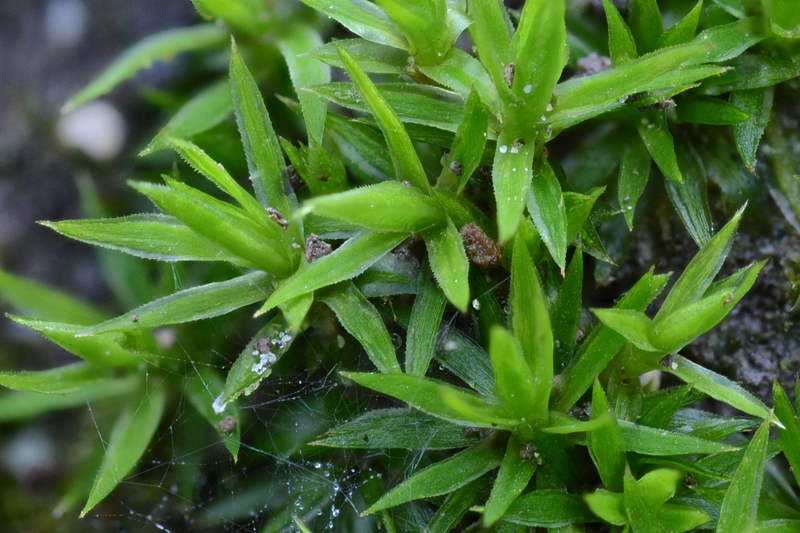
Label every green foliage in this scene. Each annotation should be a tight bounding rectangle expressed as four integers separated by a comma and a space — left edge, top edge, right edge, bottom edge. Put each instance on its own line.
5, 0, 800, 529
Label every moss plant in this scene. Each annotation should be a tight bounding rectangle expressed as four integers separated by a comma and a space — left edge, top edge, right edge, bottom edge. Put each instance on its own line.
2, 0, 800, 531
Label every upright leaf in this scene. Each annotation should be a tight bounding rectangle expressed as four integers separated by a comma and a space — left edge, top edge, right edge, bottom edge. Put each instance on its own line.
483, 437, 536, 527
230, 39, 290, 215
553, 251, 583, 369
527, 156, 568, 270
589, 380, 625, 492
436, 91, 489, 193
337, 46, 431, 194
510, 231, 553, 419
772, 381, 800, 487
716, 419, 770, 532
186, 370, 241, 461
466, 0, 512, 98
405, 261, 446, 376
732, 87, 774, 174
658, 0, 704, 48
322, 282, 400, 374
429, 477, 490, 533
637, 111, 682, 183
509, 0, 566, 125
493, 131, 536, 243
602, 0, 638, 65
623, 466, 669, 533
489, 327, 541, 420
618, 136, 652, 230
664, 141, 712, 247
277, 25, 330, 146
657, 205, 744, 319
424, 217, 470, 312
554, 268, 670, 412
81, 387, 166, 517
628, 0, 663, 54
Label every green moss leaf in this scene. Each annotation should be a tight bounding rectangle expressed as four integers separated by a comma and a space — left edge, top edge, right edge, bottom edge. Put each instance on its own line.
322, 282, 400, 374
772, 381, 800, 488
602, 0, 638, 65
134, 179, 293, 274
301, 181, 445, 233
186, 369, 241, 461
297, 0, 406, 49
509, 232, 553, 419
405, 261, 446, 376
337, 47, 432, 193
0, 269, 108, 325
80, 271, 272, 335
0, 363, 114, 394
589, 379, 625, 492
657, 0, 703, 48
311, 408, 478, 450
424, 217, 470, 312
364, 435, 504, 514
663, 355, 770, 419
43, 214, 252, 266
81, 387, 165, 517
230, 39, 292, 216
6, 316, 141, 369
63, 25, 227, 112
717, 419, 771, 532
342, 371, 518, 428
527, 156, 568, 269
213, 314, 296, 414
483, 437, 536, 527
260, 231, 406, 313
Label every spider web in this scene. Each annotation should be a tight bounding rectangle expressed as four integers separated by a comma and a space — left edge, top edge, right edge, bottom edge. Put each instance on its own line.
72, 308, 440, 533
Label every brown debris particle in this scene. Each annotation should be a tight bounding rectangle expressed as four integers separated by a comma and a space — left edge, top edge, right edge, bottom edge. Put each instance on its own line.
450, 160, 463, 176
638, 98, 677, 113
254, 337, 271, 354
503, 62, 515, 89
286, 164, 305, 190
519, 441, 537, 460
460, 222, 502, 269
463, 426, 494, 439
576, 52, 611, 77
267, 208, 289, 230
218, 416, 236, 433
305, 233, 333, 263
